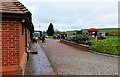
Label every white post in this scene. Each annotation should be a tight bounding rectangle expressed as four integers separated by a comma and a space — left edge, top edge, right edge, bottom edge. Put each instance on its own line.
39, 25, 40, 31
96, 36, 97, 45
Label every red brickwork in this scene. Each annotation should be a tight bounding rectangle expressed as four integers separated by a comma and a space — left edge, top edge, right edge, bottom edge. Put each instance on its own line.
19, 22, 27, 75
1, 18, 31, 75
60, 40, 89, 51
1, 0, 33, 75
2, 19, 20, 66
2, 65, 22, 75
0, 19, 2, 75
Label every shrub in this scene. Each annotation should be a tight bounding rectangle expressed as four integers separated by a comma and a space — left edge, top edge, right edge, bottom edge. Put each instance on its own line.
70, 34, 88, 44
85, 41, 92, 46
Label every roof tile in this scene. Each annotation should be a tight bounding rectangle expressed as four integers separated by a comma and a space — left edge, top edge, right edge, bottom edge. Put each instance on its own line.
0, 0, 30, 14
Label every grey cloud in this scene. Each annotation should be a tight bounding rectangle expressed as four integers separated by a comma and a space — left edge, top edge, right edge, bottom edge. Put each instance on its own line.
21, 1, 118, 31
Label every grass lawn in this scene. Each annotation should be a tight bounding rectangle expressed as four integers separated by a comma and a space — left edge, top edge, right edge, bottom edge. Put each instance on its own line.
89, 36, 120, 55
82, 28, 120, 33
106, 35, 120, 39
48, 36, 53, 39
66, 29, 120, 55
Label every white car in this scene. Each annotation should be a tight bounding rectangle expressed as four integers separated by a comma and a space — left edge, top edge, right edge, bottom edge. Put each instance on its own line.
46, 35, 48, 38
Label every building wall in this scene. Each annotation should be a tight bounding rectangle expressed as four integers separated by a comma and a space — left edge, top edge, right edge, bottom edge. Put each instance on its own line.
2, 19, 21, 75
1, 18, 30, 75
19, 23, 31, 75
19, 22, 27, 75
2, 19, 20, 66
0, 18, 2, 76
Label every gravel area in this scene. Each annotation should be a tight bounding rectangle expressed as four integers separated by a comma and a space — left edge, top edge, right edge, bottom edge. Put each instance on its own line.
39, 39, 118, 75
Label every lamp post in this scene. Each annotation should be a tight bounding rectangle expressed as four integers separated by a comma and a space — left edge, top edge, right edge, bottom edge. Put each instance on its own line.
39, 25, 40, 31
39, 25, 41, 37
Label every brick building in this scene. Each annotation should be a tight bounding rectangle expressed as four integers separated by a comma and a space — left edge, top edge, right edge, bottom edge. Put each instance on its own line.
0, 0, 34, 75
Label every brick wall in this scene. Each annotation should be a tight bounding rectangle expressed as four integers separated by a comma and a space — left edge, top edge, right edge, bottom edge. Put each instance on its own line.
0, 18, 2, 76
19, 22, 27, 75
2, 19, 20, 66
1, 18, 31, 75
1, 18, 22, 75
60, 40, 89, 51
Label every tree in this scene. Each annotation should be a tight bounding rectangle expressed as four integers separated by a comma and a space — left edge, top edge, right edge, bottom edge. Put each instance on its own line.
47, 23, 54, 36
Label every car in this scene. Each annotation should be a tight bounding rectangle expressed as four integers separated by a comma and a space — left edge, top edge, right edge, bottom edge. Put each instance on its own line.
46, 35, 48, 38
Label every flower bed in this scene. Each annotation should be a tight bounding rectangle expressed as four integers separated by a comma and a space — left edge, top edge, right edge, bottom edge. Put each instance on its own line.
60, 40, 89, 51
89, 39, 120, 56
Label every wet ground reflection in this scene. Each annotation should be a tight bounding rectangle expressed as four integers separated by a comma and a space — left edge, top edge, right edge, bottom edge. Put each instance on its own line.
25, 43, 55, 75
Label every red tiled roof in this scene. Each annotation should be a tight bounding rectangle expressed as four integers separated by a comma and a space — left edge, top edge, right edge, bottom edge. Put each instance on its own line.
88, 28, 98, 32
0, 0, 30, 14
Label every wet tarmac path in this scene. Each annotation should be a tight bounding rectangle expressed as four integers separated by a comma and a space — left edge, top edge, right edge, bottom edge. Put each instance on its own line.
25, 42, 55, 75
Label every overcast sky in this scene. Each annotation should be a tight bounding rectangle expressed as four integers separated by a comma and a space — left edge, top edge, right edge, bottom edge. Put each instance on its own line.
20, 0, 119, 31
